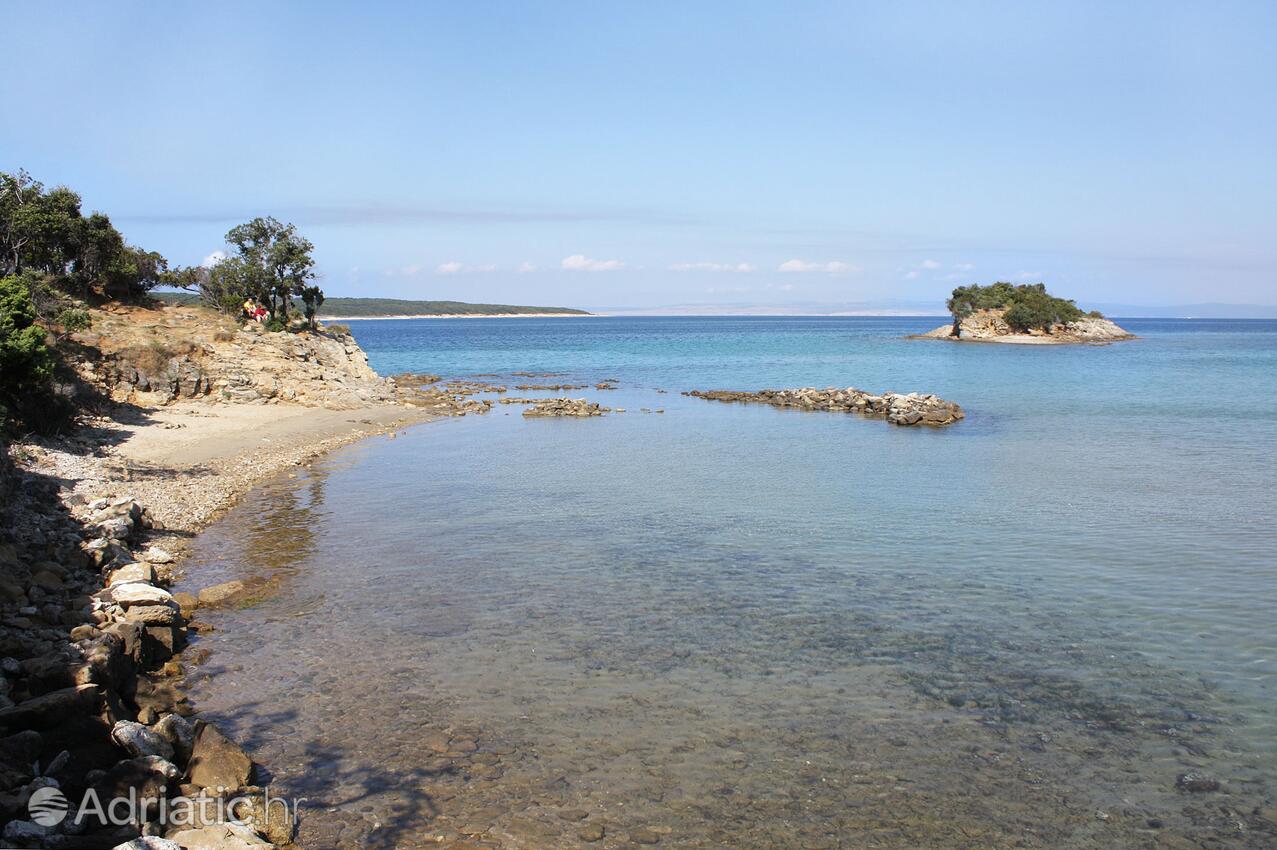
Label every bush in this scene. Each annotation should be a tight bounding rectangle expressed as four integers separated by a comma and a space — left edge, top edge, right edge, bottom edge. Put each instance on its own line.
947, 282, 1083, 332
54, 307, 92, 332
0, 273, 68, 431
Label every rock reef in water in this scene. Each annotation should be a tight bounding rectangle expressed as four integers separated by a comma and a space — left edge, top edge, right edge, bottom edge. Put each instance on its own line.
522, 398, 609, 417
686, 387, 963, 427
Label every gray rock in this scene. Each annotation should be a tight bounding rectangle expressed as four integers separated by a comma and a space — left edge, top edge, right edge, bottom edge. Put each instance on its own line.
109, 583, 176, 609
3, 820, 52, 842
154, 713, 196, 764
112, 720, 175, 760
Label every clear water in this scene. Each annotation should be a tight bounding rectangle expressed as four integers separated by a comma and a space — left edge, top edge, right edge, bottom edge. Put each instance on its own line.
180, 317, 1277, 849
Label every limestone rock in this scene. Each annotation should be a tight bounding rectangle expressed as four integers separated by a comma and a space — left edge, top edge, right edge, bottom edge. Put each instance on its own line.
187, 722, 253, 791
112, 720, 175, 760
168, 822, 271, 849
687, 387, 963, 427
197, 581, 247, 608
154, 713, 196, 764
522, 398, 608, 418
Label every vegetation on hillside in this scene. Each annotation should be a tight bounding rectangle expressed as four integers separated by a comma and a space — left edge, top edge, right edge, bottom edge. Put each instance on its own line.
0, 273, 69, 430
154, 294, 590, 317
946, 282, 1101, 332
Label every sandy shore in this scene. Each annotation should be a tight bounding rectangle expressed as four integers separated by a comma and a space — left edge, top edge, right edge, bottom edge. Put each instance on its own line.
23, 400, 435, 548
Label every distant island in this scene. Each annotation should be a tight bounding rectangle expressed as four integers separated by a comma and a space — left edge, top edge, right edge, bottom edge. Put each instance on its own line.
915, 282, 1134, 344
154, 292, 591, 318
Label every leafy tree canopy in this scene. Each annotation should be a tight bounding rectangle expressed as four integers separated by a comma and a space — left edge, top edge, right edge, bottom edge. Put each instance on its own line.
946, 282, 1094, 332
0, 169, 167, 301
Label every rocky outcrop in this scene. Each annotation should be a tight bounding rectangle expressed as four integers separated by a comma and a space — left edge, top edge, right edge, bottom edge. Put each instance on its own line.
687, 387, 964, 426
916, 309, 1133, 344
69, 306, 399, 409
522, 398, 609, 418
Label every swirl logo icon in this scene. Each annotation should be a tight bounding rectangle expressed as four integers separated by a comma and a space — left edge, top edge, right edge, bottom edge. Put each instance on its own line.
28, 786, 68, 826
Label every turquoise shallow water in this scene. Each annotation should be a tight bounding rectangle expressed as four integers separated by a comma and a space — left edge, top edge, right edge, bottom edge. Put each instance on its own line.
182, 317, 1277, 849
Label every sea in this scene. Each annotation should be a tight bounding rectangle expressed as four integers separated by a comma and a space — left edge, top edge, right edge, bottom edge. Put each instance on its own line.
178, 316, 1277, 850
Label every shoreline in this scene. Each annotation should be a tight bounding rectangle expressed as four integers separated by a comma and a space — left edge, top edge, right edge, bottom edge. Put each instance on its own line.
2, 398, 439, 848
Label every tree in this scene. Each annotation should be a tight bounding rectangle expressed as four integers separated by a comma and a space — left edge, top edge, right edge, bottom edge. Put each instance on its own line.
0, 171, 82, 277
946, 281, 1083, 333
0, 273, 62, 430
224, 217, 316, 319
300, 284, 325, 329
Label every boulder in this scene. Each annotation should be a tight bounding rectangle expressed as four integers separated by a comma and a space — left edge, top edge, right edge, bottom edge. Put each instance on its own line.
196, 581, 247, 608
109, 583, 176, 609
154, 713, 196, 764
108, 563, 156, 587
124, 605, 182, 627
167, 822, 271, 849
0, 685, 101, 730
112, 720, 175, 760
228, 787, 296, 845
187, 723, 253, 791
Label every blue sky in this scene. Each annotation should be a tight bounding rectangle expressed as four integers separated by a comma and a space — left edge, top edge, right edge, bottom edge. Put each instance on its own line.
2, 1, 1274, 312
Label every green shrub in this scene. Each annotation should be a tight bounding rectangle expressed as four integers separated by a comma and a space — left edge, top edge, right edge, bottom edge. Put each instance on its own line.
54, 307, 92, 332
264, 315, 287, 333
1087, 309, 1105, 319
0, 273, 67, 431
947, 282, 1083, 332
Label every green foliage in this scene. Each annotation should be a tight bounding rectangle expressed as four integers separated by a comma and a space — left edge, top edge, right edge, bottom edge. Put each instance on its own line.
947, 282, 1084, 332
0, 273, 68, 431
300, 284, 325, 329
54, 307, 92, 332
1087, 309, 1105, 319
1, 169, 168, 302
224, 216, 317, 319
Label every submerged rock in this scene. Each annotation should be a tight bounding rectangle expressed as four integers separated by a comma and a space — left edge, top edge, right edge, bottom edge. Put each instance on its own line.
687, 387, 964, 427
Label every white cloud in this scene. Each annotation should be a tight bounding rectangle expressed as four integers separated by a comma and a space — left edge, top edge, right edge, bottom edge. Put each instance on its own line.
1014, 270, 1045, 282
436, 261, 500, 274
778, 259, 861, 274
383, 263, 424, 277
669, 261, 756, 273
920, 259, 942, 271
201, 250, 226, 268
517, 261, 537, 273
903, 270, 920, 280
953, 262, 976, 271
562, 254, 623, 272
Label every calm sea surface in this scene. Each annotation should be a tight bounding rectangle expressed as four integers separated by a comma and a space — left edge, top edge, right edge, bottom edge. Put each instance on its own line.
181, 317, 1277, 849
